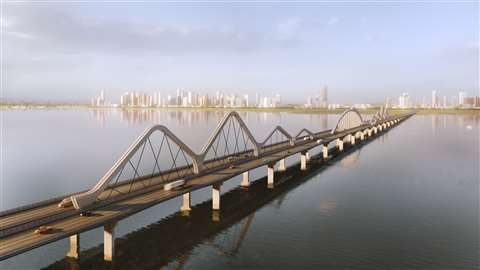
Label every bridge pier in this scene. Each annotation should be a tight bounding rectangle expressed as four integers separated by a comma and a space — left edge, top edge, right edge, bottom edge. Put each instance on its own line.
306, 152, 311, 161
212, 183, 222, 210
350, 134, 356, 145
322, 144, 329, 159
368, 129, 372, 137
278, 158, 286, 172
241, 171, 250, 187
66, 234, 80, 259
267, 163, 275, 188
300, 151, 308, 170
336, 138, 344, 151
360, 132, 365, 141
180, 192, 191, 212
104, 222, 117, 262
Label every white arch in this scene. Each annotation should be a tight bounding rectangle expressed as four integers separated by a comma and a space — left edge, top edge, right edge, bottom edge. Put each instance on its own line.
70, 125, 201, 210
199, 111, 261, 159
331, 109, 364, 134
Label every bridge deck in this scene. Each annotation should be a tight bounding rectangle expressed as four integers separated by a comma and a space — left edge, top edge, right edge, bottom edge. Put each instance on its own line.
0, 115, 411, 261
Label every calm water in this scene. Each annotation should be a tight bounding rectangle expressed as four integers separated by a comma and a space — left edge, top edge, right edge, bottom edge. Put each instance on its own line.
0, 110, 478, 270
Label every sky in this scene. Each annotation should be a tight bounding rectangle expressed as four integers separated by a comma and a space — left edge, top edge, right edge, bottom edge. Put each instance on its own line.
2, 1, 479, 104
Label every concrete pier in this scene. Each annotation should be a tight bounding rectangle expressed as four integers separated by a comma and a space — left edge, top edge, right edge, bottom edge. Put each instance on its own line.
241, 171, 250, 187
368, 129, 372, 137
212, 183, 222, 210
300, 152, 308, 170
306, 152, 311, 161
322, 144, 329, 159
267, 163, 275, 188
360, 132, 365, 141
278, 158, 286, 172
180, 192, 191, 212
336, 138, 344, 151
350, 134, 356, 145
104, 222, 117, 262
66, 234, 80, 259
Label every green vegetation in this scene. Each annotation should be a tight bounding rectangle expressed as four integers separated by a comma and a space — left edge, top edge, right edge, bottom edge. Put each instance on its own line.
1, 103, 479, 115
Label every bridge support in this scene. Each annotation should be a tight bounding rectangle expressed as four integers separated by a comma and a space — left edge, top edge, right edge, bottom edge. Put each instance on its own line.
300, 152, 308, 171
368, 129, 372, 137
104, 222, 117, 262
373, 127, 378, 134
360, 132, 365, 141
278, 158, 286, 172
306, 152, 311, 161
267, 163, 275, 188
336, 138, 344, 151
241, 171, 250, 187
212, 183, 222, 210
66, 234, 80, 259
350, 135, 356, 145
322, 144, 329, 159
181, 192, 191, 212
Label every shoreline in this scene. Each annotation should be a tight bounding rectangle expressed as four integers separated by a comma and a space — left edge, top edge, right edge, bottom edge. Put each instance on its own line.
0, 104, 479, 115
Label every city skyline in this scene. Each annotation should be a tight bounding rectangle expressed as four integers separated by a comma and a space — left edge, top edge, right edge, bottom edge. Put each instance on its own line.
3, 3, 478, 104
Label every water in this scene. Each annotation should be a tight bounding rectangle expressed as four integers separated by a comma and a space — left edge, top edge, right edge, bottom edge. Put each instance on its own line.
1, 110, 478, 269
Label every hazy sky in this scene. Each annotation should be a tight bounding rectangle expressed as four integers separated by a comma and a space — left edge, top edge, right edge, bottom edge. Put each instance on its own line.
3, 2, 479, 104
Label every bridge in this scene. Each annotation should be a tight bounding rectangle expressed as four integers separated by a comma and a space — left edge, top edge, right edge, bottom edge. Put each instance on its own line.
0, 109, 414, 262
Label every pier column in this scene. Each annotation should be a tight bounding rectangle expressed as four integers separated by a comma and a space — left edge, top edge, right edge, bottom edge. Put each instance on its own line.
267, 163, 275, 188
300, 151, 308, 171
180, 192, 191, 212
368, 129, 372, 137
278, 158, 286, 172
66, 234, 80, 259
212, 183, 222, 210
322, 144, 329, 159
350, 134, 356, 145
336, 138, 344, 151
241, 171, 250, 187
306, 152, 311, 161
374, 127, 378, 134
360, 132, 365, 141
104, 222, 117, 262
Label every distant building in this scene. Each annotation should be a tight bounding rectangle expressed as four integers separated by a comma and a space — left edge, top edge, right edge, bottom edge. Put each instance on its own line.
319, 86, 328, 108
459, 91, 468, 106
431, 90, 438, 108
398, 93, 411, 109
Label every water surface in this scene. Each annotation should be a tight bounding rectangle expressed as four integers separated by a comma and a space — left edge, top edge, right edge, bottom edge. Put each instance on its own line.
1, 110, 478, 269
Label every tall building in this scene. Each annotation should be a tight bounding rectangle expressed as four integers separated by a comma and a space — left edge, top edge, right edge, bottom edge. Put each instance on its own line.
319, 86, 328, 108
398, 93, 411, 109
431, 90, 438, 108
459, 91, 467, 106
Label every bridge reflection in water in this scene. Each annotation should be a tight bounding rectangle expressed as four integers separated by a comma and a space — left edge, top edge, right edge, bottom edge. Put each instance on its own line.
43, 143, 366, 270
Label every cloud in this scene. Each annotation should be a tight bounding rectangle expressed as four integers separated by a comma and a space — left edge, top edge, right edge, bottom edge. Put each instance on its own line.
5, 7, 291, 56
276, 17, 301, 40
327, 17, 340, 26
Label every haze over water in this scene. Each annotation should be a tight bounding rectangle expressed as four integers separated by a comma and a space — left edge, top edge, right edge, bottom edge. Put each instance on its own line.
1, 110, 478, 269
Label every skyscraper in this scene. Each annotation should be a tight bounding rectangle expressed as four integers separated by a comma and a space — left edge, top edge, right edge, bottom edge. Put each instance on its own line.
459, 91, 467, 106
432, 90, 438, 108
319, 86, 328, 108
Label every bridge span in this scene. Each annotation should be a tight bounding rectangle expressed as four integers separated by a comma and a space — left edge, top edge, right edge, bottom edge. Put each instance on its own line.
0, 109, 414, 262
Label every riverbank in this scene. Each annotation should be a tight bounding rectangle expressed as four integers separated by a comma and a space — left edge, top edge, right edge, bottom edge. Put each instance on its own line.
1, 104, 479, 115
